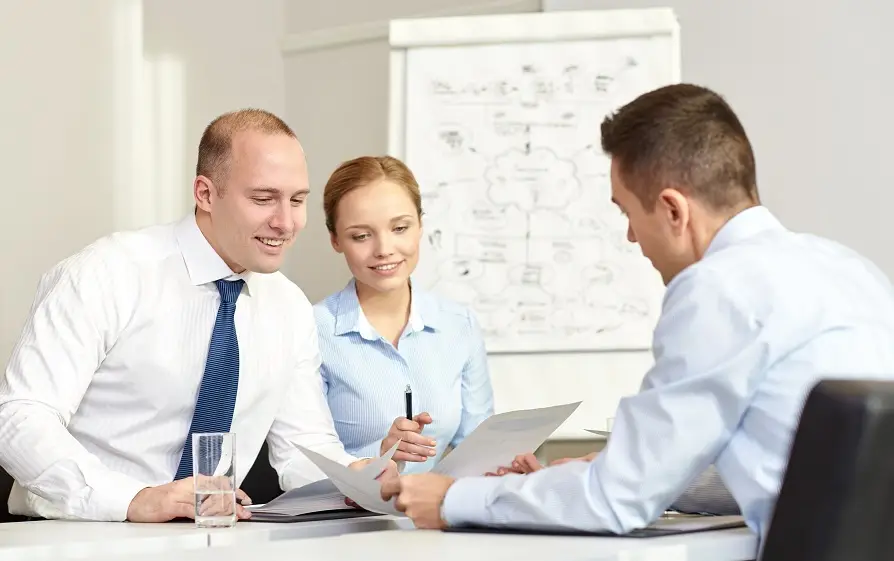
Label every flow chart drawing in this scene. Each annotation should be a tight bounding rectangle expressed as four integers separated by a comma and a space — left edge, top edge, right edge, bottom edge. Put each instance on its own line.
394, 13, 678, 352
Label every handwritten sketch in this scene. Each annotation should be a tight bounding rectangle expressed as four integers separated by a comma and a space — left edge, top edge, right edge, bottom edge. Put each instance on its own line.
403, 38, 674, 352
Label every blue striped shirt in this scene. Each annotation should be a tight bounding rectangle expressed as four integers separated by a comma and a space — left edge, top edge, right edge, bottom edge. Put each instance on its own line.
313, 279, 494, 473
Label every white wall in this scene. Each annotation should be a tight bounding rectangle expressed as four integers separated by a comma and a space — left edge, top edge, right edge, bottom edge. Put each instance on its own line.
545, 0, 894, 280
279, 0, 651, 438
0, 0, 285, 363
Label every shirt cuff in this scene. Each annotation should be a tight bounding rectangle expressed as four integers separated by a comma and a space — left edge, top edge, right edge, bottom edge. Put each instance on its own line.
87, 471, 151, 521
442, 476, 503, 527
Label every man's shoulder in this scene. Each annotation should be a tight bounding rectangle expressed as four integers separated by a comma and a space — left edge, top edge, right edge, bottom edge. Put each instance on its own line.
47, 223, 177, 281
258, 271, 312, 310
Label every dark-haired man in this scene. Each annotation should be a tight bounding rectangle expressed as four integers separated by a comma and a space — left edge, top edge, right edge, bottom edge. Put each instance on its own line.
381, 84, 894, 543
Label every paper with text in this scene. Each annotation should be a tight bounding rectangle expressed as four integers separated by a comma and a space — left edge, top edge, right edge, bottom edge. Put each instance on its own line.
432, 402, 581, 478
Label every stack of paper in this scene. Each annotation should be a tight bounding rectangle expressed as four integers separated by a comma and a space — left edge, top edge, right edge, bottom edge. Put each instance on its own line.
246, 478, 348, 521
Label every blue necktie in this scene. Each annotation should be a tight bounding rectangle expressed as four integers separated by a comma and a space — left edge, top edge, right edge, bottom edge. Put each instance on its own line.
174, 279, 244, 481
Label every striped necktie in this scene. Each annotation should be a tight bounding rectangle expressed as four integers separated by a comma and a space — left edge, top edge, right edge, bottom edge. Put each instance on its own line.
174, 279, 244, 480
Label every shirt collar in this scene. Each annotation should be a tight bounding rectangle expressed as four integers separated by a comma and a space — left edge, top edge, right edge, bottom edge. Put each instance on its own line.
174, 212, 260, 296
333, 277, 440, 339
704, 205, 786, 257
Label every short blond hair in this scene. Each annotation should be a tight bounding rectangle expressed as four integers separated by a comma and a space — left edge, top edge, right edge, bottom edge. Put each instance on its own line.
196, 108, 296, 189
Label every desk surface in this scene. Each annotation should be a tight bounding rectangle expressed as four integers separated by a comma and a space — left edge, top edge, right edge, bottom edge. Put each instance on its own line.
0, 516, 410, 561
97, 525, 759, 561
0, 520, 206, 561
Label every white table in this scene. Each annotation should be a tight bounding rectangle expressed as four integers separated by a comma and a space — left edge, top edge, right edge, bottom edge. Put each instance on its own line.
0, 515, 411, 561
90, 525, 760, 561
0, 520, 206, 561
205, 515, 414, 547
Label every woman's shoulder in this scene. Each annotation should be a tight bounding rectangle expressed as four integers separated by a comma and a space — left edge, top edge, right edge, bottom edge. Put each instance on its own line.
413, 287, 479, 328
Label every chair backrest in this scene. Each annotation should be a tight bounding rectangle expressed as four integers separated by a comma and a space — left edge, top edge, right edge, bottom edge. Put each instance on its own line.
239, 441, 284, 505
761, 378, 894, 561
0, 467, 27, 523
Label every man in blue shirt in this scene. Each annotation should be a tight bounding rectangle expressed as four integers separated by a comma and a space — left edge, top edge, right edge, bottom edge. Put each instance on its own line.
380, 83, 894, 543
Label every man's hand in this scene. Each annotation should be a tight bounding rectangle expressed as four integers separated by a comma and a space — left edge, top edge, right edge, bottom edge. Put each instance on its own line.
343, 458, 400, 508
380, 413, 436, 462
380, 473, 455, 529
126, 477, 253, 522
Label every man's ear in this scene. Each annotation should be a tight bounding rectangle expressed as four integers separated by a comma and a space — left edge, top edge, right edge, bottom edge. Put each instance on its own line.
657, 187, 690, 235
194, 176, 215, 212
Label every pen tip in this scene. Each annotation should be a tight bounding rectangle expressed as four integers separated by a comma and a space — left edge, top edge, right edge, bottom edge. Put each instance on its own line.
405, 384, 411, 392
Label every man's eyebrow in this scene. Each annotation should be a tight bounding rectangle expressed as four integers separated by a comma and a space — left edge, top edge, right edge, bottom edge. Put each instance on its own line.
248, 187, 310, 197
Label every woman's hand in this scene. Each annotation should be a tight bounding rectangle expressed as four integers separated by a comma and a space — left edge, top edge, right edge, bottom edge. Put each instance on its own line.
380, 413, 437, 463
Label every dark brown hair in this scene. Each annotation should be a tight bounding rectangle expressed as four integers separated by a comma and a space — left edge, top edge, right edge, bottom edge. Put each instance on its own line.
196, 108, 296, 190
323, 156, 422, 233
600, 83, 758, 211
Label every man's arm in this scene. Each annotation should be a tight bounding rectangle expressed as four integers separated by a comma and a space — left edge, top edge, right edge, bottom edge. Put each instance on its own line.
671, 465, 740, 515
450, 311, 494, 449
267, 316, 359, 491
0, 247, 149, 521
441, 267, 764, 533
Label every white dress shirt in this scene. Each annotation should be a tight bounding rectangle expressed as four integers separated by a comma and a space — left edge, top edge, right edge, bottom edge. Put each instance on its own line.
0, 214, 357, 521
442, 206, 894, 546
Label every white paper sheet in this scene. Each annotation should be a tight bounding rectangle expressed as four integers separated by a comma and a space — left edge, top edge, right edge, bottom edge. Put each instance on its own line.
297, 442, 404, 517
432, 402, 581, 478
247, 441, 400, 519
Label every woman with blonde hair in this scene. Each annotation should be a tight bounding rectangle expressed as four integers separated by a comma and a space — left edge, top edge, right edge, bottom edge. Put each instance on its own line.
313, 155, 494, 472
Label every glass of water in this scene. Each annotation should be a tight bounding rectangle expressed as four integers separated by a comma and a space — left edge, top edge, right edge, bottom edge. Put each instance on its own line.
192, 432, 236, 528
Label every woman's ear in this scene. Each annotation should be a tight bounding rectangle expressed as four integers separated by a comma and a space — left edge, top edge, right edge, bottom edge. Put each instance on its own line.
330, 231, 343, 253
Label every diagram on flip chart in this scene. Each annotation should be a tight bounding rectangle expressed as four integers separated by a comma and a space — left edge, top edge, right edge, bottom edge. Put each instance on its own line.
390, 10, 680, 352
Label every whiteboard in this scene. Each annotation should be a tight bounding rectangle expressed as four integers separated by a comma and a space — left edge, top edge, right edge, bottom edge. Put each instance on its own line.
388, 9, 680, 353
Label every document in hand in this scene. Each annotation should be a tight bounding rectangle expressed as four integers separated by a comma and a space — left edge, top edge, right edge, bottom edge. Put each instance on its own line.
246, 441, 399, 521
432, 402, 581, 478
298, 443, 403, 517
278, 403, 582, 519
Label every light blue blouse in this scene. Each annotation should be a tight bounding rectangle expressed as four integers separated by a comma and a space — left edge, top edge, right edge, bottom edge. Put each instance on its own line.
313, 279, 494, 473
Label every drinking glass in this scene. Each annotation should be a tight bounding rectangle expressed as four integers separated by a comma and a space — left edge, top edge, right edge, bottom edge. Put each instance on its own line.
192, 432, 236, 528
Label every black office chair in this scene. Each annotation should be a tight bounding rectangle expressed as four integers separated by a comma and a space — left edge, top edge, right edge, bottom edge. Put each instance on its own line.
0, 468, 27, 523
239, 441, 284, 505
761, 378, 894, 561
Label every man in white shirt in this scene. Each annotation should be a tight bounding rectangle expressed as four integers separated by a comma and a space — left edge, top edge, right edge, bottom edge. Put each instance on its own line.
0, 109, 384, 522
381, 83, 894, 545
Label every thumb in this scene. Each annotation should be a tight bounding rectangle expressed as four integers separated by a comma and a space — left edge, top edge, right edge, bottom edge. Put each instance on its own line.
415, 412, 434, 425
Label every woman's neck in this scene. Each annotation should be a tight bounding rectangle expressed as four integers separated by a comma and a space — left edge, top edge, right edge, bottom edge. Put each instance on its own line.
356, 280, 412, 321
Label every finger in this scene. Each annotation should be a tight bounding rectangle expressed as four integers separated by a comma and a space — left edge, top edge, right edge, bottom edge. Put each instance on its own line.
392, 417, 422, 432
380, 478, 401, 501
394, 450, 431, 463
397, 430, 437, 448
345, 498, 359, 508
517, 454, 543, 473
413, 412, 434, 425
236, 489, 252, 506
398, 439, 437, 456
549, 457, 575, 466
237, 505, 251, 520
173, 502, 195, 520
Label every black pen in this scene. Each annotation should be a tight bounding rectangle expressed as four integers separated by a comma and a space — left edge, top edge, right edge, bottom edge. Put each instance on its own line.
405, 384, 413, 420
